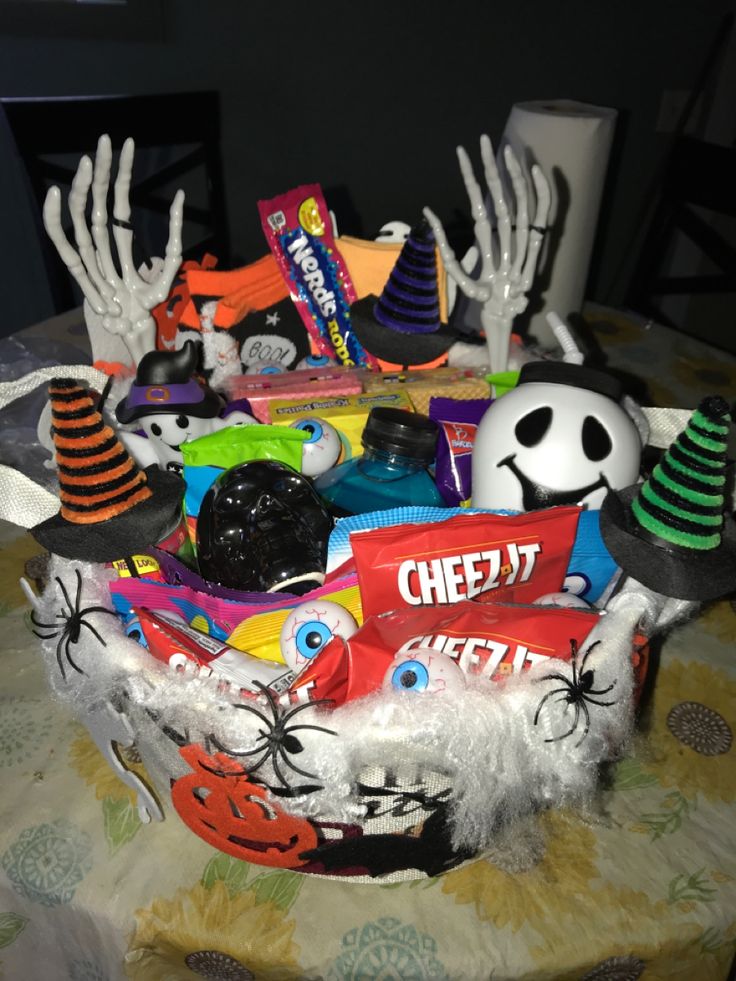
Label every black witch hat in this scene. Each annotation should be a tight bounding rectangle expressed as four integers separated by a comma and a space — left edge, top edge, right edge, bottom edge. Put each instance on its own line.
115, 340, 223, 425
349, 218, 461, 366
33, 379, 184, 562
600, 395, 736, 600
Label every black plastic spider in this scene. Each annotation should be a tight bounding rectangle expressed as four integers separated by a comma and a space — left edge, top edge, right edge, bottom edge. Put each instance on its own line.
31, 569, 117, 680
533, 639, 617, 747
205, 683, 336, 796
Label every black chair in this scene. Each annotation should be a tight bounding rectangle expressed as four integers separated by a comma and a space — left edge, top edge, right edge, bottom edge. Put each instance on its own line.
1, 91, 231, 314
625, 135, 736, 331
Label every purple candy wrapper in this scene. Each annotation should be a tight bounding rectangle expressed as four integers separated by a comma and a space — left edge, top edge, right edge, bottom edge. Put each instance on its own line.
147, 546, 297, 603
429, 396, 491, 507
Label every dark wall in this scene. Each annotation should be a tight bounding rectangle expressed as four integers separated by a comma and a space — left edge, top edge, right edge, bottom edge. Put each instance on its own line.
0, 0, 730, 335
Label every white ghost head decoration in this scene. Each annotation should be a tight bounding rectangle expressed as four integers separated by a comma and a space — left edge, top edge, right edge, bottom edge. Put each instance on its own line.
471, 362, 642, 512
115, 341, 257, 474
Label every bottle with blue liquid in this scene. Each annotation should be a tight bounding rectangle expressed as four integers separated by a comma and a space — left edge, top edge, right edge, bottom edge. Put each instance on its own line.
314, 407, 447, 516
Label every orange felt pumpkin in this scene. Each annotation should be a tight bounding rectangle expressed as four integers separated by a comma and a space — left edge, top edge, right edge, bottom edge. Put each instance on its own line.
171, 743, 318, 868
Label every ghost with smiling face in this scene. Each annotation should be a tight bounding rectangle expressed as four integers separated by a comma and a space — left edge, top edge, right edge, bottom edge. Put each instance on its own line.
472, 362, 643, 512
115, 340, 257, 475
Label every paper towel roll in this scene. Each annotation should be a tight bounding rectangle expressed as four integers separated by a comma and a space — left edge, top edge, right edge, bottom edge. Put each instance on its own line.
501, 99, 617, 347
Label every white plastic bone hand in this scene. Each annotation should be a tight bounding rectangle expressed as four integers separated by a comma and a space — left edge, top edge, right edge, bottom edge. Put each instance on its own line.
424, 134, 551, 374
43, 134, 184, 365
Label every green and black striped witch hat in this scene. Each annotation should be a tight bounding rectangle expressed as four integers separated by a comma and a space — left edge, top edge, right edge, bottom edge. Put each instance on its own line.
600, 395, 736, 600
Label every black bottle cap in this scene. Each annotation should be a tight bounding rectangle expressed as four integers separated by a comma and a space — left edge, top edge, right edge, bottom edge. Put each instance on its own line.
361, 407, 439, 463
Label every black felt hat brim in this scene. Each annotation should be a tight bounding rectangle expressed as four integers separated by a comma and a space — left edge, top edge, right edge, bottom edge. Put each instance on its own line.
350, 295, 461, 366
32, 466, 185, 563
115, 387, 223, 425
599, 485, 736, 601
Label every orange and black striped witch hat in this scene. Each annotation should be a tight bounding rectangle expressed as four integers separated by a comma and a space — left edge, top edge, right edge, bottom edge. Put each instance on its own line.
32, 378, 184, 562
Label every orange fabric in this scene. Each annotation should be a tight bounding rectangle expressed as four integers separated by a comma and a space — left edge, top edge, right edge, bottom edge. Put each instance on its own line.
178, 253, 289, 331
153, 254, 218, 350
336, 235, 449, 321
92, 360, 133, 377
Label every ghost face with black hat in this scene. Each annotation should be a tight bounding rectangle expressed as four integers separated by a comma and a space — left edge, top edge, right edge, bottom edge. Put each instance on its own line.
471, 361, 644, 512
115, 340, 257, 474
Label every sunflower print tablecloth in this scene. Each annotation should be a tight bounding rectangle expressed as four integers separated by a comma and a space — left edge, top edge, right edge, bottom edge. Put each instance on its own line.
1, 308, 735, 980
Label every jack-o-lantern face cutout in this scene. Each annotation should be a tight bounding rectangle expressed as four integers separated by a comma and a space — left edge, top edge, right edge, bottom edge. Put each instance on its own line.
472, 363, 642, 512
171, 744, 317, 868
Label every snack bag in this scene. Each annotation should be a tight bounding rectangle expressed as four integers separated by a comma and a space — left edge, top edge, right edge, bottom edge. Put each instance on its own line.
327, 505, 617, 603
351, 507, 580, 618
133, 608, 296, 696
110, 575, 363, 665
429, 396, 492, 506
258, 184, 379, 368
285, 599, 635, 706
350, 601, 600, 683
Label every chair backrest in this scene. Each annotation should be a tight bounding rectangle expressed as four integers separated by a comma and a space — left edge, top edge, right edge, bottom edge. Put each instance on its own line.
625, 135, 736, 329
1, 91, 231, 314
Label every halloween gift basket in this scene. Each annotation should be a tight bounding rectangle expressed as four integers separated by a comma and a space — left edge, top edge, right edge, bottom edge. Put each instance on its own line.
2, 133, 735, 883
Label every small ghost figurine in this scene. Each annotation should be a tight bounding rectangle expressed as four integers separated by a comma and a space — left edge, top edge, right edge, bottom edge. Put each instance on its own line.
115, 340, 257, 474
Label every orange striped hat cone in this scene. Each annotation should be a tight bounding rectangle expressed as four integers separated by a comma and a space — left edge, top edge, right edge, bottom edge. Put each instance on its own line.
32, 379, 184, 562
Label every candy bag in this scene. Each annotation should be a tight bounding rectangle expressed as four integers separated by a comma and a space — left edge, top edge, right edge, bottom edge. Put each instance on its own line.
429, 396, 492, 506
110, 575, 363, 665
258, 184, 378, 368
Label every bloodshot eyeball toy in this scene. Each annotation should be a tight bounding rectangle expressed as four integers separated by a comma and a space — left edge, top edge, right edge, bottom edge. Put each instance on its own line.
290, 417, 342, 478
472, 362, 643, 512
383, 648, 466, 695
279, 600, 358, 673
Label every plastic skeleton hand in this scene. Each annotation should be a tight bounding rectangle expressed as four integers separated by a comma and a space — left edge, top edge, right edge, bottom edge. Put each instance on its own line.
424, 135, 551, 374
43, 134, 184, 364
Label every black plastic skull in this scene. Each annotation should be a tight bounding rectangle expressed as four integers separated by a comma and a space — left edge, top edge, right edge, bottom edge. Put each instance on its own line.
196, 460, 333, 594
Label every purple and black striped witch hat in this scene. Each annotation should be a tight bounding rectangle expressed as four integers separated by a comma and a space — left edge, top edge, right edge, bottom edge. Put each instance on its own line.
349, 219, 461, 367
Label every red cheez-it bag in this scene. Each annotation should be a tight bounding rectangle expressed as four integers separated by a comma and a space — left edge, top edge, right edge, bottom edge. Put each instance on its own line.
356, 601, 600, 683
350, 507, 581, 618
285, 601, 602, 706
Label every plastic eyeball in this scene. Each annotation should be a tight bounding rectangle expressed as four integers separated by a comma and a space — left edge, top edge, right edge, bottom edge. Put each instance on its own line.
382, 648, 466, 695
279, 600, 358, 672
290, 416, 341, 478
245, 359, 289, 375
124, 612, 148, 648
561, 573, 591, 597
295, 353, 336, 370
533, 592, 591, 609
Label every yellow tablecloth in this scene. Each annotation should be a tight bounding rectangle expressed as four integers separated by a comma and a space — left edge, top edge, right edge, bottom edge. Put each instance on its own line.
0, 307, 734, 980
